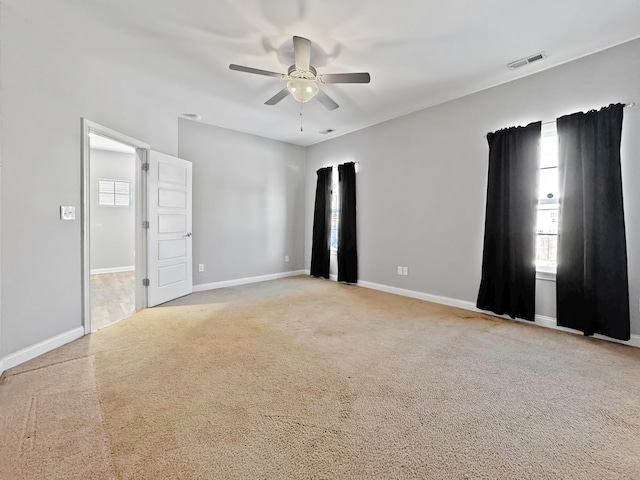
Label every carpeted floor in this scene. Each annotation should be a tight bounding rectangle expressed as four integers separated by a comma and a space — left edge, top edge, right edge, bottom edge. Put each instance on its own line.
2, 275, 640, 479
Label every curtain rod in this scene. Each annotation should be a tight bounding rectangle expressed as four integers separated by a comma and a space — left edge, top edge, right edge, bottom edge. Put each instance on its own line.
483, 102, 635, 138
540, 102, 636, 125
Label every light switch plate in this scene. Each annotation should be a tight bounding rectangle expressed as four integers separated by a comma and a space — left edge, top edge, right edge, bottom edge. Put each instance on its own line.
60, 206, 76, 220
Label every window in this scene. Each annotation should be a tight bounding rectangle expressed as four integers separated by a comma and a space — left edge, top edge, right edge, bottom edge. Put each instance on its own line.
536, 123, 558, 270
98, 179, 131, 207
330, 167, 339, 250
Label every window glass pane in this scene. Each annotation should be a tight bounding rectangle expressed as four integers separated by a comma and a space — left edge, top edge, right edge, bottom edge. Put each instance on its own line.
538, 167, 558, 200
330, 221, 338, 250
99, 193, 115, 206
536, 124, 558, 269
114, 181, 130, 195
540, 135, 558, 168
330, 168, 339, 250
536, 204, 558, 266
98, 180, 115, 194
114, 194, 130, 206
536, 205, 558, 234
536, 235, 557, 265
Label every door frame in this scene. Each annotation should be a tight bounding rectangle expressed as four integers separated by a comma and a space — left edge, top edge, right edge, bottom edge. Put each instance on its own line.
81, 119, 150, 334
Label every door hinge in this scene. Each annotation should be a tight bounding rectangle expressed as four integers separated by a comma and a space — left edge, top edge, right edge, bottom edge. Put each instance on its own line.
142, 163, 150, 172
142, 221, 150, 229
142, 278, 150, 287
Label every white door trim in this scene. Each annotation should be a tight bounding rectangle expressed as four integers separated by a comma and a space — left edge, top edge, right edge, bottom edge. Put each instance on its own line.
81, 119, 150, 335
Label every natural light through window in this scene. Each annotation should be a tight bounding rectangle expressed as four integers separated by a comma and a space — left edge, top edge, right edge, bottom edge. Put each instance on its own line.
330, 167, 339, 250
98, 179, 131, 207
536, 123, 558, 271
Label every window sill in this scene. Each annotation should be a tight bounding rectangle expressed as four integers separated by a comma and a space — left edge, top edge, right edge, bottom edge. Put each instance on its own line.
535, 265, 556, 281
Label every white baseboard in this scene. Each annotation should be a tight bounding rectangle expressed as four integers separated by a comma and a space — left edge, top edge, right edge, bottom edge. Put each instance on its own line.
530, 314, 640, 348
357, 280, 477, 311
193, 270, 306, 293
355, 279, 640, 349
0, 327, 85, 376
90, 266, 135, 275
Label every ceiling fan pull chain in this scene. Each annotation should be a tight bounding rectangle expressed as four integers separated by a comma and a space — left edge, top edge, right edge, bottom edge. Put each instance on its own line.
300, 101, 304, 132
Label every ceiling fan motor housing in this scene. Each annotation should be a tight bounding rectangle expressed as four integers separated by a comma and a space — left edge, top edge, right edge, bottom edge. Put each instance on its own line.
288, 65, 317, 80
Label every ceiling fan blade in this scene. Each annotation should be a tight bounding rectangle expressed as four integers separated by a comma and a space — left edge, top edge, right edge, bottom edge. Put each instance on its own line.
317, 72, 371, 84
229, 64, 285, 78
315, 88, 339, 111
293, 36, 312, 72
265, 88, 290, 105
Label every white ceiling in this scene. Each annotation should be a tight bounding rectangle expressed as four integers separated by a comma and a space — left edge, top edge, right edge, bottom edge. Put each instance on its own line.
7, 0, 640, 146
89, 134, 137, 154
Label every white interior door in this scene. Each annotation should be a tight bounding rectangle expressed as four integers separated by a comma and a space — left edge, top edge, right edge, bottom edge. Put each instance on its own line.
147, 151, 193, 307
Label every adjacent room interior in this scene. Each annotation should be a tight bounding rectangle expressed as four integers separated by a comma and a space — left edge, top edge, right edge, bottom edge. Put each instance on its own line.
89, 134, 137, 331
1, 1, 640, 478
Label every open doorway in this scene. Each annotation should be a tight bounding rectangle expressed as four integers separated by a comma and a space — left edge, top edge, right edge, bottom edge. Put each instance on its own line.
81, 119, 149, 334
89, 135, 137, 330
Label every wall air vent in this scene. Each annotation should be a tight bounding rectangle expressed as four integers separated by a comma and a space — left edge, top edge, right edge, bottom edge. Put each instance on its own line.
507, 51, 547, 70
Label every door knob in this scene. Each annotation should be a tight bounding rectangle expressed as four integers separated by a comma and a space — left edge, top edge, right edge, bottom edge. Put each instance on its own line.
185, 232, 192, 237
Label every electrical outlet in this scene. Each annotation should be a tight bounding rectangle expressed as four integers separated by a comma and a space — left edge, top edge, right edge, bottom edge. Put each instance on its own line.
403, 266, 408, 276
285, 255, 290, 263
198, 264, 204, 273
397, 266, 403, 275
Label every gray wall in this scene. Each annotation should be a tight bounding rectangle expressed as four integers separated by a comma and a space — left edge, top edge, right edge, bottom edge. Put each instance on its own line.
178, 119, 306, 285
89, 149, 136, 271
305, 39, 640, 334
0, 6, 181, 356
0, 4, 306, 359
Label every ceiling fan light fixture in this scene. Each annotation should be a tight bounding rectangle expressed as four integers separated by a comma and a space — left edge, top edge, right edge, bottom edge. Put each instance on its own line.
230, 35, 370, 114
287, 78, 318, 103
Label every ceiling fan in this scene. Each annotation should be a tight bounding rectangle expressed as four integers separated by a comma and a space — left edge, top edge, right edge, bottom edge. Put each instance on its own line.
229, 36, 370, 111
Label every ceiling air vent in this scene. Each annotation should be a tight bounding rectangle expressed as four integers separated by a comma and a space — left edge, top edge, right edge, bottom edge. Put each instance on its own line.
507, 51, 547, 70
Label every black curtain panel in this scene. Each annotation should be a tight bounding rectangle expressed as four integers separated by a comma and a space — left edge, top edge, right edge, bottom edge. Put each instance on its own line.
310, 167, 332, 279
556, 104, 630, 340
338, 162, 358, 283
477, 121, 541, 320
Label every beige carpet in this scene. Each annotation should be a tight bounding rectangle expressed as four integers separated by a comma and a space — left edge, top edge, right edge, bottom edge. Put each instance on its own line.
2, 276, 640, 479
